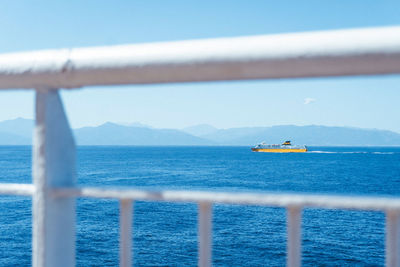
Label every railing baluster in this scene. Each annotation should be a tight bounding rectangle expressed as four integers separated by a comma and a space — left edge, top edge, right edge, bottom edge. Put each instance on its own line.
386, 210, 400, 267
120, 199, 133, 267
287, 206, 302, 267
32, 90, 76, 267
198, 202, 212, 267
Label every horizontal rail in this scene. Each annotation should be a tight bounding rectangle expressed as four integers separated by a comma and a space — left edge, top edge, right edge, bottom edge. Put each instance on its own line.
0, 182, 398, 212
0, 183, 34, 196
52, 187, 400, 211
0, 26, 400, 89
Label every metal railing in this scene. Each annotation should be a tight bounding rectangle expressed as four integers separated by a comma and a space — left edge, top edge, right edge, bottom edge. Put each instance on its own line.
0, 26, 399, 267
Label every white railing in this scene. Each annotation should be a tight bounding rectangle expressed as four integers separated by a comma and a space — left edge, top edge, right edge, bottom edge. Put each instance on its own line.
0, 26, 399, 267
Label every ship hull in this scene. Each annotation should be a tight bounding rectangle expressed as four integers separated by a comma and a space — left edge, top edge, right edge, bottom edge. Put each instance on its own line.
251, 148, 307, 153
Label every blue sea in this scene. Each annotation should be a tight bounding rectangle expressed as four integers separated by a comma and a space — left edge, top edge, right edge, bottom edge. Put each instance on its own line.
0, 146, 400, 266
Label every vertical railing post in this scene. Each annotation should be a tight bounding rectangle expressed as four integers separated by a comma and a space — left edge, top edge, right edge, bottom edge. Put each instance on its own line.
287, 206, 302, 267
386, 210, 400, 267
32, 89, 76, 267
119, 199, 133, 267
198, 202, 212, 267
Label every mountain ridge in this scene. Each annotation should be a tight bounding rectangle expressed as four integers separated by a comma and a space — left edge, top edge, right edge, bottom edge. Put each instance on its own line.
74, 122, 213, 145
200, 124, 400, 146
0, 119, 399, 146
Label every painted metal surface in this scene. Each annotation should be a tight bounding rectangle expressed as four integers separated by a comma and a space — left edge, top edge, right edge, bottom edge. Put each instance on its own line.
32, 90, 76, 267
0, 26, 399, 89
0, 183, 34, 195
287, 206, 302, 267
119, 199, 133, 267
386, 211, 400, 267
52, 187, 400, 211
251, 148, 307, 153
198, 202, 212, 267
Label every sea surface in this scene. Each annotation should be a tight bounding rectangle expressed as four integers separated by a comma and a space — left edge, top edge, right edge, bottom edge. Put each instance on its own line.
0, 146, 400, 266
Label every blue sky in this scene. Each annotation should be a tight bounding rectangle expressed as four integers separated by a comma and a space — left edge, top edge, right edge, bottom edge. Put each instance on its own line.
1, 1, 400, 131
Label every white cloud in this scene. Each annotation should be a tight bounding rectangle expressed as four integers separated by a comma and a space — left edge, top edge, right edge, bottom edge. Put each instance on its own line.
304, 97, 316, 105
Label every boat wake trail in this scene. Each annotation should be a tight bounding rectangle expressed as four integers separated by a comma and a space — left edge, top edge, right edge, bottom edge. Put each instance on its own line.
308, 151, 338, 154
309, 151, 395, 154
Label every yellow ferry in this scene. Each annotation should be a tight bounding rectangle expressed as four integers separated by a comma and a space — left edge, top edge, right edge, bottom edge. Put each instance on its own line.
251, 140, 307, 153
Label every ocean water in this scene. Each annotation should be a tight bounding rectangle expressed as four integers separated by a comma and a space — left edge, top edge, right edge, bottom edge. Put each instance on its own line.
0, 146, 400, 266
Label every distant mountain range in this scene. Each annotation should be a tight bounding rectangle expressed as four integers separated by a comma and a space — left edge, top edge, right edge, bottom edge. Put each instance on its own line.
197, 125, 400, 146
75, 122, 212, 146
0, 118, 400, 146
0, 118, 33, 145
